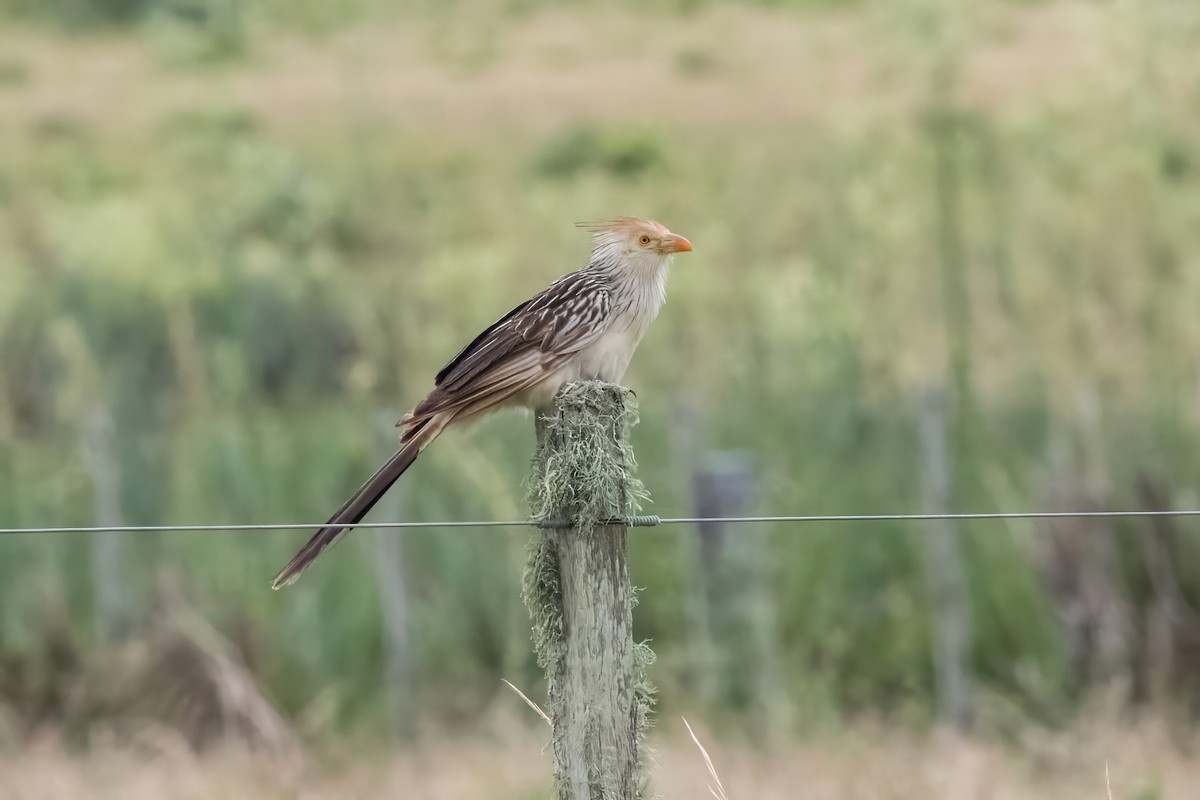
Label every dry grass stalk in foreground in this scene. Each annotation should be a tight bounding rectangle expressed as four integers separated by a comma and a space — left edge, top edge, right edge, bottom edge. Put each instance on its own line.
682, 717, 728, 800
501, 679, 551, 728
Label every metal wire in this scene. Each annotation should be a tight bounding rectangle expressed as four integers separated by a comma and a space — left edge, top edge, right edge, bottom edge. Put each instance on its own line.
0, 521, 528, 535
3, 508, 1200, 536
658, 510, 1200, 524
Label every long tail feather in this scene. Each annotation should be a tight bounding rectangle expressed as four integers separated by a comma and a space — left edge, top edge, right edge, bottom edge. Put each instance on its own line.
272, 439, 422, 589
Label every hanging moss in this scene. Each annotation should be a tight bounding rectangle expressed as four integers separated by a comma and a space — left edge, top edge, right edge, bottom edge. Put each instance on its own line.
521, 381, 656, 800
525, 381, 648, 529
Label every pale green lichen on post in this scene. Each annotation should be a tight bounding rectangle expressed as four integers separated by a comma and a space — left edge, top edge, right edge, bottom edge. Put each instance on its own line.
523, 531, 563, 672
525, 381, 648, 530
632, 640, 658, 796
523, 379, 646, 674
521, 381, 657, 800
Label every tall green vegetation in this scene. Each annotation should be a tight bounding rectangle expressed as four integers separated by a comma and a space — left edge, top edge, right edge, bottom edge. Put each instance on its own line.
1, 0, 1200, 740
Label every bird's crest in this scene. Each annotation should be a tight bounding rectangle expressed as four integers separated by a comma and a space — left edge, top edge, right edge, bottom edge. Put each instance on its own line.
576, 217, 669, 242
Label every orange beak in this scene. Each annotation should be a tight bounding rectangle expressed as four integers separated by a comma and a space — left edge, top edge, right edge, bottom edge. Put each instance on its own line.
668, 233, 693, 253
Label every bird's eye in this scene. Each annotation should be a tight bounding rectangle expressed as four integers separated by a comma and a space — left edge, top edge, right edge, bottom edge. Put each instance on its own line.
638, 235, 651, 246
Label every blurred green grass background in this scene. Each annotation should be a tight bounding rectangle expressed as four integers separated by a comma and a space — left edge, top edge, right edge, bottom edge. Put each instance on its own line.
1, 0, 1200, 745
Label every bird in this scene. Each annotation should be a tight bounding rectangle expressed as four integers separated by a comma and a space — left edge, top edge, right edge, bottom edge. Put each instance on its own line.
271, 217, 693, 588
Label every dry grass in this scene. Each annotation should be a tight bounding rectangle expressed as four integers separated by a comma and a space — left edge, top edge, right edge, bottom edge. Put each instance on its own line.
0, 3, 1113, 141
500, 679, 551, 728
0, 722, 1193, 800
683, 717, 728, 800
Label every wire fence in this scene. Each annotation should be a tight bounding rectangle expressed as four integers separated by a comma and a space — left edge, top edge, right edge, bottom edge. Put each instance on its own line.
4, 508, 1200, 536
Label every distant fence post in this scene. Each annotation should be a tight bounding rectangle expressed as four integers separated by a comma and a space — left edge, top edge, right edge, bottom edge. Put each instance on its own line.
669, 394, 718, 707
523, 381, 654, 800
82, 404, 130, 641
917, 385, 972, 731
693, 453, 787, 738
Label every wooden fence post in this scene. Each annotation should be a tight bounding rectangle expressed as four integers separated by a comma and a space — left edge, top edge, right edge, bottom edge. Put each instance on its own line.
523, 381, 654, 800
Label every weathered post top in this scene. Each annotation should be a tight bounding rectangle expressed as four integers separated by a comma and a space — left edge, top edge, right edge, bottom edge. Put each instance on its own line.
523, 381, 655, 800
527, 381, 648, 528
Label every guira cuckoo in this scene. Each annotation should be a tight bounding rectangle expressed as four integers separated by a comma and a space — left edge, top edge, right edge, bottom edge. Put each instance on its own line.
272, 217, 692, 588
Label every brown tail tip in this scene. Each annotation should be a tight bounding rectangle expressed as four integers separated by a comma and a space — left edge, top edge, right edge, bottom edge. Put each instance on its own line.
270, 571, 300, 591
271, 430, 431, 590
270, 526, 342, 589
271, 557, 311, 590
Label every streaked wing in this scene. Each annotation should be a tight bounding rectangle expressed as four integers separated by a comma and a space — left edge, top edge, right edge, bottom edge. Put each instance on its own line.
408, 270, 612, 420
434, 300, 531, 387
434, 270, 610, 392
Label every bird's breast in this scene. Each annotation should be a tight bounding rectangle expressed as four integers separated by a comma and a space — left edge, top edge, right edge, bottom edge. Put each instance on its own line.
521, 270, 667, 409
572, 275, 666, 382
574, 325, 644, 383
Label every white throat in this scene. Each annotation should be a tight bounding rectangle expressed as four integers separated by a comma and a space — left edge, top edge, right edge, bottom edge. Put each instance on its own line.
589, 241, 671, 321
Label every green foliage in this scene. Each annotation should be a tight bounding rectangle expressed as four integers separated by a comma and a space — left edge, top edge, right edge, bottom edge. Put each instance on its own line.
145, 0, 249, 64
533, 128, 666, 181
0, 300, 65, 436
2, 0, 179, 27
0, 58, 31, 87
2, 0, 1200, 741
